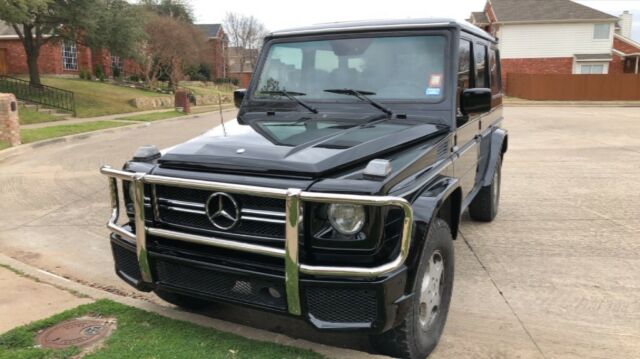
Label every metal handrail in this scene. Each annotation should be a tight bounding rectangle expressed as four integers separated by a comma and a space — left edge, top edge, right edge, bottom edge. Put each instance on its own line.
100, 165, 414, 315
0, 75, 76, 116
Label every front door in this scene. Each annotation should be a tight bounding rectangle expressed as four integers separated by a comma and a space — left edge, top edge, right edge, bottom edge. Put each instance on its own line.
0, 49, 7, 75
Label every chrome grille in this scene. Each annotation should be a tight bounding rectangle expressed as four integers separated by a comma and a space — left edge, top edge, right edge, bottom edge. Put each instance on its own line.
154, 185, 286, 239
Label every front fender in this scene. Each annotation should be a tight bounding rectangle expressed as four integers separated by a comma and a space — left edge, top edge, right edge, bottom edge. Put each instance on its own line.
481, 128, 508, 187
404, 176, 460, 288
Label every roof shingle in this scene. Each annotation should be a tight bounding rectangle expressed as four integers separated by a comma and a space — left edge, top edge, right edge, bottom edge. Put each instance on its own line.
195, 24, 222, 38
0, 21, 18, 37
489, 0, 618, 23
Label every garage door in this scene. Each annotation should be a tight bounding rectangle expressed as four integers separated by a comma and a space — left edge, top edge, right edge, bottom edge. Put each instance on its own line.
0, 49, 7, 75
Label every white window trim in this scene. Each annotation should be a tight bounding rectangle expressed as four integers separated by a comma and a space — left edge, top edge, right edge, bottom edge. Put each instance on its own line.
61, 41, 78, 71
573, 61, 609, 74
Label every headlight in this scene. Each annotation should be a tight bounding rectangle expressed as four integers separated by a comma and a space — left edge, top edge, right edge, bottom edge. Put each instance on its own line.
327, 204, 366, 235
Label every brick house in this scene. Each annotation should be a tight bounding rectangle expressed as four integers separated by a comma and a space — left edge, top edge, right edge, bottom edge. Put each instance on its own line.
195, 24, 228, 79
0, 21, 141, 78
469, 0, 640, 85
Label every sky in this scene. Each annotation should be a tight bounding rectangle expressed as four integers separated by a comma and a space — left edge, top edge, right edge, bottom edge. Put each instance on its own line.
191, 0, 640, 41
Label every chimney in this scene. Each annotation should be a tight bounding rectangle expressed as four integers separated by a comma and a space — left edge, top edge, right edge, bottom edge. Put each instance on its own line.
618, 11, 633, 38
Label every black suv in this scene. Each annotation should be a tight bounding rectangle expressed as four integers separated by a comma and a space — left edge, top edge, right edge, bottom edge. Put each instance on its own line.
101, 18, 507, 358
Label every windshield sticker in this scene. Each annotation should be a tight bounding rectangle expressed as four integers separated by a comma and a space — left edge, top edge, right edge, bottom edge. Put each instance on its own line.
429, 74, 443, 88
426, 87, 441, 96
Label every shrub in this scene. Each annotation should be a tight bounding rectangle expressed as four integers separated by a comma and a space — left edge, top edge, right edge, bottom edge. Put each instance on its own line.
94, 64, 105, 82
112, 66, 121, 79
129, 74, 140, 82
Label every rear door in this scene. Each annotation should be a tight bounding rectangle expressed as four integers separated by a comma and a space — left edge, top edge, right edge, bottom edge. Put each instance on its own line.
0, 49, 7, 75
454, 38, 485, 201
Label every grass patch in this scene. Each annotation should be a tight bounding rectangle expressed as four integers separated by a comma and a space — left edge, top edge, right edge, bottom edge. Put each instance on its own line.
0, 140, 9, 151
40, 77, 168, 118
21, 121, 129, 144
0, 299, 322, 359
18, 107, 65, 125
118, 110, 186, 122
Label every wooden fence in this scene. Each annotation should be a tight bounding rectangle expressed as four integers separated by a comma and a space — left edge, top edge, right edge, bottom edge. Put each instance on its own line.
507, 73, 640, 101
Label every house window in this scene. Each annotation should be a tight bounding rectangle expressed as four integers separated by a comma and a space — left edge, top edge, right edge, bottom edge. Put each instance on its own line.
62, 41, 78, 71
111, 56, 122, 76
593, 24, 610, 39
581, 64, 605, 74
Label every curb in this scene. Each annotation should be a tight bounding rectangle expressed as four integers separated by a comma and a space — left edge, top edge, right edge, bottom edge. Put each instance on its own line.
0, 253, 387, 359
0, 108, 237, 163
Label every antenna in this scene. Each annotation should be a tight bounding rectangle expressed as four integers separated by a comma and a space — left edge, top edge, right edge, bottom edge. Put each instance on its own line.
217, 93, 227, 136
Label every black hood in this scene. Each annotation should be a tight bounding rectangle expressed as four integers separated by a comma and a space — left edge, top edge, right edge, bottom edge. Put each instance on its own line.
159, 112, 447, 177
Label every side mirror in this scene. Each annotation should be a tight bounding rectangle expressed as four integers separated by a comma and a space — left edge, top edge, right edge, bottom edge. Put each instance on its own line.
460, 88, 492, 115
234, 89, 246, 108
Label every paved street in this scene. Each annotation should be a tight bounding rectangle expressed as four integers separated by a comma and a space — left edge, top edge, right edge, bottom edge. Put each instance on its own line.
0, 107, 638, 358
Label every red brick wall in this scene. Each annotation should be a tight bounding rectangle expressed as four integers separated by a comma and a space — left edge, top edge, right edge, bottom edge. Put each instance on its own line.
91, 48, 111, 77
229, 72, 251, 88
207, 38, 227, 79
613, 37, 640, 54
0, 39, 63, 74
501, 57, 574, 91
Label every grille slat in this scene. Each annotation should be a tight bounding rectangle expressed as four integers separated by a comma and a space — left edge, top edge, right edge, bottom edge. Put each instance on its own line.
306, 287, 378, 323
155, 185, 286, 239
156, 258, 287, 310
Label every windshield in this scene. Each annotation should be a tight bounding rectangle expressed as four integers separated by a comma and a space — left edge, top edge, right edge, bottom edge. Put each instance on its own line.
254, 35, 446, 101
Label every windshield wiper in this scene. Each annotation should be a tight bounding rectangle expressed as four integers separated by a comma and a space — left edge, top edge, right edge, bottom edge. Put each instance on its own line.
324, 89, 393, 117
260, 90, 318, 114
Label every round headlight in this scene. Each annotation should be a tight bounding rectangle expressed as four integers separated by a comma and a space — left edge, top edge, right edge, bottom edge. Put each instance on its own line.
327, 204, 365, 235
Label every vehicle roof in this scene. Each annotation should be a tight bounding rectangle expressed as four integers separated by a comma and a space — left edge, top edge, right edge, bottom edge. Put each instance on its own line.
268, 18, 495, 42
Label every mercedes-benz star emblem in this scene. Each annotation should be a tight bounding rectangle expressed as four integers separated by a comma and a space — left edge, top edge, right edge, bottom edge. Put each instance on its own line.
205, 192, 240, 230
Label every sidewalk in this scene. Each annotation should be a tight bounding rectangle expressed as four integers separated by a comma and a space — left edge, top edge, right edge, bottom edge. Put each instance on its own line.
20, 103, 235, 130
0, 255, 384, 359
0, 266, 92, 334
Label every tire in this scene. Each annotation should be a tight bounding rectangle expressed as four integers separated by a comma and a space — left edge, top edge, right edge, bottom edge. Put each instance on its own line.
469, 156, 502, 222
154, 289, 211, 310
371, 219, 454, 359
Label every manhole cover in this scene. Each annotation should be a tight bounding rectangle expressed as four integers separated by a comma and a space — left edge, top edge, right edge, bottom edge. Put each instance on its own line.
36, 317, 116, 349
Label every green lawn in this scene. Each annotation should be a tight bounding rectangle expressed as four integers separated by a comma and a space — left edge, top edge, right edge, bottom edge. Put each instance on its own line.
118, 110, 186, 122
21, 121, 129, 144
19, 107, 65, 125
0, 299, 322, 359
0, 140, 9, 151
40, 77, 169, 118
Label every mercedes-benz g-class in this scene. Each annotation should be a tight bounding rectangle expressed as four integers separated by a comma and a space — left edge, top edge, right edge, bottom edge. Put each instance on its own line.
101, 18, 507, 358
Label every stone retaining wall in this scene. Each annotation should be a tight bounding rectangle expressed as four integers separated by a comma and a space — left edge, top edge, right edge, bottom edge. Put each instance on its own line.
130, 94, 232, 110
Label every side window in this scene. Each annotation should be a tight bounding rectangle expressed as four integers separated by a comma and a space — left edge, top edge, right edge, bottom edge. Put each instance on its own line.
457, 39, 472, 117
474, 43, 489, 88
489, 48, 502, 94
458, 40, 472, 91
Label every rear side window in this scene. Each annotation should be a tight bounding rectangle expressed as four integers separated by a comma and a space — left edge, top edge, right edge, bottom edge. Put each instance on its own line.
474, 43, 489, 88
489, 48, 501, 93
458, 39, 472, 92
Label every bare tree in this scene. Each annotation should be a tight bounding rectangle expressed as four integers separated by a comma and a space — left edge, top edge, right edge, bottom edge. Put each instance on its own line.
223, 12, 267, 72
141, 15, 206, 89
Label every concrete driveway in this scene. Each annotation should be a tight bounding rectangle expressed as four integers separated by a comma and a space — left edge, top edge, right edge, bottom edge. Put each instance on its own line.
0, 107, 638, 358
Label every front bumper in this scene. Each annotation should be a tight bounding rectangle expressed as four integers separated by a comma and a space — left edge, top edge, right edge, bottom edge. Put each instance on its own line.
111, 233, 411, 332
101, 166, 413, 332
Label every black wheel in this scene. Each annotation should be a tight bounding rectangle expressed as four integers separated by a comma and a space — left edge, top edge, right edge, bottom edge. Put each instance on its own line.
469, 156, 502, 222
371, 219, 454, 359
154, 289, 211, 310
